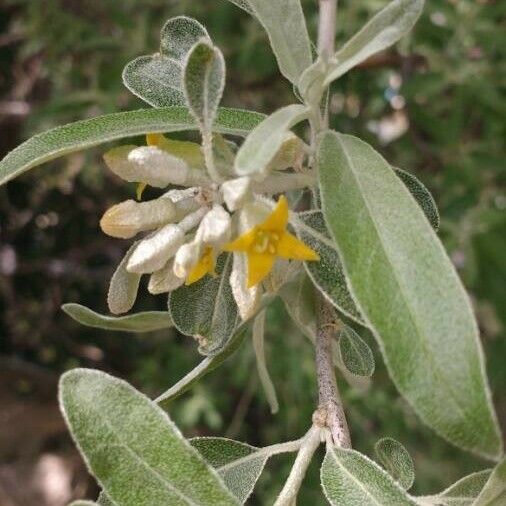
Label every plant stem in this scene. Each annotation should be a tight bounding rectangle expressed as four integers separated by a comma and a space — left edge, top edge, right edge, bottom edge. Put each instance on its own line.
315, 297, 351, 448
273, 426, 322, 506
317, 0, 337, 57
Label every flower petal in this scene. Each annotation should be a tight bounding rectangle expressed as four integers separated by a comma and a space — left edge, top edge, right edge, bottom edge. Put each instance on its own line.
186, 247, 216, 285
261, 195, 289, 231
247, 252, 275, 287
223, 228, 256, 253
277, 232, 320, 261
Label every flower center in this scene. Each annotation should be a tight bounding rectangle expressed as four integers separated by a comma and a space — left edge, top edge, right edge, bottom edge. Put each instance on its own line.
252, 229, 280, 255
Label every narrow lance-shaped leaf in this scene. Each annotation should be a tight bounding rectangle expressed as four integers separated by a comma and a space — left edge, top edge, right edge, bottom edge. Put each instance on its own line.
107, 243, 141, 315
339, 324, 375, 378
62, 303, 173, 333
321, 446, 417, 505
394, 168, 440, 231
224, 0, 255, 16
0, 106, 265, 186
417, 469, 492, 506
235, 104, 309, 177
59, 369, 238, 506
191, 437, 268, 504
294, 211, 364, 324
323, 0, 425, 85
247, 0, 313, 84
474, 459, 506, 506
318, 130, 502, 460
374, 438, 415, 490
169, 253, 238, 356
252, 310, 279, 414
183, 39, 225, 131
123, 17, 209, 108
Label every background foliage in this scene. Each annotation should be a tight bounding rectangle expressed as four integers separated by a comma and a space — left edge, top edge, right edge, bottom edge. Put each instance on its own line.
0, 0, 504, 504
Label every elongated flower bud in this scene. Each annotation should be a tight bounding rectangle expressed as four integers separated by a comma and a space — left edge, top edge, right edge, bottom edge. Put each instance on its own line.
129, 147, 210, 188
126, 223, 185, 274
221, 177, 252, 211
195, 205, 231, 245
100, 199, 177, 239
148, 258, 185, 294
230, 252, 261, 320
173, 241, 201, 279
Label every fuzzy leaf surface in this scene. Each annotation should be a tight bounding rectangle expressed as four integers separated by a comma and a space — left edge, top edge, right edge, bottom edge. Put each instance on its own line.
395, 168, 440, 231
324, 0, 425, 85
123, 17, 208, 108
318, 130, 502, 460
0, 107, 264, 186
374, 438, 415, 490
235, 104, 309, 177
295, 211, 364, 324
474, 459, 506, 506
59, 369, 238, 506
191, 437, 268, 503
62, 303, 172, 333
339, 324, 375, 377
246, 0, 312, 84
321, 446, 417, 505
225, 0, 254, 15
183, 39, 225, 129
169, 254, 238, 355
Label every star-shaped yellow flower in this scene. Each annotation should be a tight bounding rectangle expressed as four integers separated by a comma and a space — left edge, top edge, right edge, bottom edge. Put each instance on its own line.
223, 196, 319, 287
186, 246, 217, 285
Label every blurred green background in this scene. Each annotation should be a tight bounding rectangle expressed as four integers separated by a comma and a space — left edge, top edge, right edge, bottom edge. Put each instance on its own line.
0, 0, 504, 504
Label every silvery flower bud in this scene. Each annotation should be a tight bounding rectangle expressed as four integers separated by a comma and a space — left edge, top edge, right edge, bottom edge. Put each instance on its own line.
126, 223, 185, 274
173, 241, 202, 279
148, 258, 185, 294
230, 252, 261, 320
195, 205, 231, 245
127, 146, 191, 187
100, 199, 177, 239
221, 177, 252, 211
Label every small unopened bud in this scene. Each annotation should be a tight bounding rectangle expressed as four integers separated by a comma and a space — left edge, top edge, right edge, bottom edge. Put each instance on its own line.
173, 241, 202, 279
195, 205, 231, 245
221, 177, 252, 211
100, 199, 176, 239
126, 223, 185, 274
148, 258, 185, 294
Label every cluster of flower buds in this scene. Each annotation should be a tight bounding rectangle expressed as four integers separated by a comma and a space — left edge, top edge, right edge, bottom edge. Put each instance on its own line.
100, 132, 319, 320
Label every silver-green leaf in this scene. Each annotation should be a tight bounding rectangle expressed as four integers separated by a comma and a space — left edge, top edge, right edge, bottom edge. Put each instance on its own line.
318, 130, 502, 460
321, 446, 417, 505
324, 0, 425, 85
169, 253, 238, 356
234, 104, 309, 177
225, 0, 255, 16
62, 303, 173, 333
418, 469, 492, 506
474, 459, 506, 506
294, 211, 364, 324
191, 437, 268, 503
59, 369, 238, 506
339, 324, 375, 378
246, 0, 313, 84
107, 243, 141, 315
123, 17, 209, 108
374, 438, 415, 490
183, 39, 226, 130
0, 107, 265, 186
395, 168, 440, 231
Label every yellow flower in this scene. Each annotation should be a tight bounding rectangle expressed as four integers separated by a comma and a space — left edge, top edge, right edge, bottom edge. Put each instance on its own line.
186, 246, 217, 285
223, 196, 319, 287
